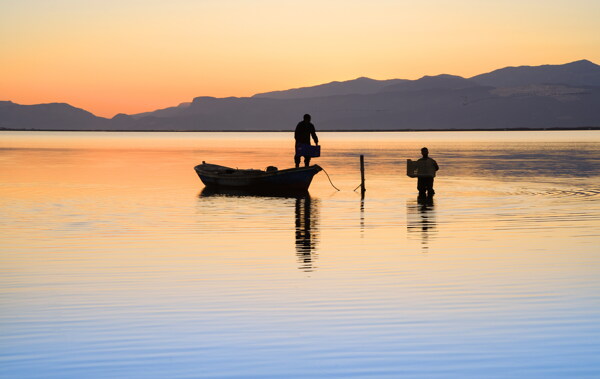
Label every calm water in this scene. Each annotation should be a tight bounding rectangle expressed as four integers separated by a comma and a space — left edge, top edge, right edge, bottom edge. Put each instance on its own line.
1, 131, 600, 378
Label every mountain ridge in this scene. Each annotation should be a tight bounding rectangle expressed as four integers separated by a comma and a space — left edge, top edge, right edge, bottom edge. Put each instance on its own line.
2, 60, 600, 131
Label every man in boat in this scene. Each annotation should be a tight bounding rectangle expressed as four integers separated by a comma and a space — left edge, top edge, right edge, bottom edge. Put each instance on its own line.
417, 147, 439, 199
294, 114, 319, 168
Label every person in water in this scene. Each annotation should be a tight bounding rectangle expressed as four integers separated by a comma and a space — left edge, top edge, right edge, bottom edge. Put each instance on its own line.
417, 147, 439, 198
294, 114, 319, 167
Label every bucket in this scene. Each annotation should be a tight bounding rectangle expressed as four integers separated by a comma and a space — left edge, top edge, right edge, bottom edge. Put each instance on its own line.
296, 144, 321, 158
407, 159, 436, 177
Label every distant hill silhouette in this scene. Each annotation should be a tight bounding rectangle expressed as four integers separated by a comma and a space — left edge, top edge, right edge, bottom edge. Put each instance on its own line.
0, 101, 108, 130
2, 60, 599, 131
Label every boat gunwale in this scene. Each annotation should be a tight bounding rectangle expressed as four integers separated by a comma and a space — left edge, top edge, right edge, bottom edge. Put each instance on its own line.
194, 164, 322, 179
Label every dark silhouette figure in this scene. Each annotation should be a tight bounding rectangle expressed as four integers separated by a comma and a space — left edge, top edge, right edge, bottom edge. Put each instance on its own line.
294, 114, 319, 168
417, 147, 439, 199
295, 196, 319, 271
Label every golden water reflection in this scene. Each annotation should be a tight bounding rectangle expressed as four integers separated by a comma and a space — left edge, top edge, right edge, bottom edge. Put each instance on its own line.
2, 131, 600, 378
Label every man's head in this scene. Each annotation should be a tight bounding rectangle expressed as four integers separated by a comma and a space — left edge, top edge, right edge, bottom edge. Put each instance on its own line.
421, 147, 429, 158
303, 114, 311, 122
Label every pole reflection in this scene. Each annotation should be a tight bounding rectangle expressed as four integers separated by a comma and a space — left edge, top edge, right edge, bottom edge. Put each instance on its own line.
360, 198, 365, 237
406, 197, 437, 252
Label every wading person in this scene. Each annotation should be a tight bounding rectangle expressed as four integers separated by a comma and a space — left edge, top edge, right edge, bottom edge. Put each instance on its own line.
417, 147, 439, 198
294, 114, 319, 167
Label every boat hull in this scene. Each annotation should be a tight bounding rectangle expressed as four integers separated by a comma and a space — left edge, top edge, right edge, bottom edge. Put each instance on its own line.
194, 164, 322, 194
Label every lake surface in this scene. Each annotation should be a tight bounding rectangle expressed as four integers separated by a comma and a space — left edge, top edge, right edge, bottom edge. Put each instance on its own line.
1, 131, 599, 378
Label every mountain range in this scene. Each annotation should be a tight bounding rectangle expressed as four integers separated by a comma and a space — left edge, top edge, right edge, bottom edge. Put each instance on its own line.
2, 59, 600, 131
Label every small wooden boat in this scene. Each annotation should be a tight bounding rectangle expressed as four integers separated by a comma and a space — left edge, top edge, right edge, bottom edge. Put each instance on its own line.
194, 162, 322, 194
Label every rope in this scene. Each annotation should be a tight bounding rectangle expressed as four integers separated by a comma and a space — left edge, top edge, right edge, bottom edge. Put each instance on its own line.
353, 183, 362, 192
321, 168, 340, 191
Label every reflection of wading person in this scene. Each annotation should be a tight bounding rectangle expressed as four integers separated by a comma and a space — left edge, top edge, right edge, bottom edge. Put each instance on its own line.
294, 114, 319, 167
417, 147, 439, 198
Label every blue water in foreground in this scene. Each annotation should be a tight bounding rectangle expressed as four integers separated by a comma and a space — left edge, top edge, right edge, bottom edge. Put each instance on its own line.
1, 131, 599, 378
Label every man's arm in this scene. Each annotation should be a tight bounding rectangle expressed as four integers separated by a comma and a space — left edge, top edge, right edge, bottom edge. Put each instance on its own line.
310, 124, 318, 145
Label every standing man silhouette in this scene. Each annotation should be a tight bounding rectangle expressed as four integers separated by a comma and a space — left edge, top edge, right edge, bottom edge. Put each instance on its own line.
417, 147, 439, 198
294, 114, 319, 168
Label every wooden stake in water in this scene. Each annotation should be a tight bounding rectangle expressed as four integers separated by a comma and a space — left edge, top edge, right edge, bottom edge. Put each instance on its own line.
360, 155, 366, 197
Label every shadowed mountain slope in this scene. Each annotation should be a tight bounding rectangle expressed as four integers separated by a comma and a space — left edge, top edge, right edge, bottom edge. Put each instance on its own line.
470, 59, 600, 87
379, 74, 481, 93
125, 85, 600, 131
253, 77, 408, 99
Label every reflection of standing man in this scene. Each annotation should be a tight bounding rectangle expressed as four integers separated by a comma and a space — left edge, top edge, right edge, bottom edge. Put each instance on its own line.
417, 147, 439, 198
406, 199, 436, 253
294, 114, 319, 168
295, 196, 319, 272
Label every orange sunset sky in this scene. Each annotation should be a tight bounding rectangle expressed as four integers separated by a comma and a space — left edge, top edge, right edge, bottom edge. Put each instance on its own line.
1, 0, 599, 118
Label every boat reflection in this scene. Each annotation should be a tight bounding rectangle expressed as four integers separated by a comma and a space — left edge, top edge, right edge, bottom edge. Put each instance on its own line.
198, 187, 319, 271
199, 187, 310, 198
406, 197, 437, 252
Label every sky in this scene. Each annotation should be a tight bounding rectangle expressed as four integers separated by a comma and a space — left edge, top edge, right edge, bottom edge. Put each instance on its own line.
1, 0, 599, 118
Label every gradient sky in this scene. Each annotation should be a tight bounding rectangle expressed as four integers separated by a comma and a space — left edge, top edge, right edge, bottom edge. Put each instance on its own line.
1, 0, 599, 118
